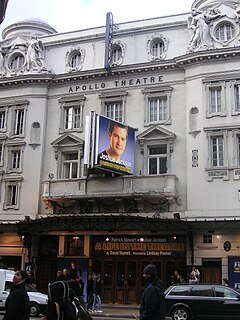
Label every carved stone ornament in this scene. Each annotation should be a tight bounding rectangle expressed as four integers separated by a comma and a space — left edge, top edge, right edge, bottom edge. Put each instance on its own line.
112, 40, 125, 67
187, 1, 240, 53
147, 34, 168, 61
0, 34, 51, 77
65, 47, 85, 72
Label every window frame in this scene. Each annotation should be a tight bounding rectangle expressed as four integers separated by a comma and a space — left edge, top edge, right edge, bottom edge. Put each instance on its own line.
205, 82, 226, 118
112, 41, 124, 66
215, 23, 235, 43
3, 178, 22, 210
59, 96, 85, 133
147, 34, 168, 61
143, 86, 172, 126
99, 91, 127, 123
148, 144, 168, 175
231, 81, 240, 115
66, 48, 85, 72
0, 107, 8, 132
10, 105, 27, 138
61, 151, 80, 180
6, 142, 25, 173
8, 53, 25, 71
51, 133, 84, 180
206, 130, 228, 168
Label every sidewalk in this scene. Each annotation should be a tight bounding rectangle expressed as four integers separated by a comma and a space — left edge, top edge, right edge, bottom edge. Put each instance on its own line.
90, 304, 139, 319
90, 304, 171, 319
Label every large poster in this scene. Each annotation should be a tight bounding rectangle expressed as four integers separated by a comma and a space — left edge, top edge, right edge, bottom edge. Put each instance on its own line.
229, 256, 240, 290
95, 115, 135, 175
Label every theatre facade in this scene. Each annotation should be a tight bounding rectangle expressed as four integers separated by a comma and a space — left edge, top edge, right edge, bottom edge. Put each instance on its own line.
0, 0, 240, 302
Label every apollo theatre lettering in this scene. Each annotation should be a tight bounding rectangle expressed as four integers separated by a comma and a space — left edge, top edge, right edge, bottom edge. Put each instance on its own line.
68, 75, 163, 92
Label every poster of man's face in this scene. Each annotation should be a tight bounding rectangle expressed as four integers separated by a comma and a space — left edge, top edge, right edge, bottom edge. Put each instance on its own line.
95, 115, 135, 175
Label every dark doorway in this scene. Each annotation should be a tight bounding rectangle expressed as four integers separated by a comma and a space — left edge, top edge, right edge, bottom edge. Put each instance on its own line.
93, 257, 185, 304
202, 259, 221, 284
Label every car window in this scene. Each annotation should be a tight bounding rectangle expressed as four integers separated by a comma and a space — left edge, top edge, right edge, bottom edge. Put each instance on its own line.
215, 287, 239, 298
189, 286, 214, 297
168, 286, 190, 296
4, 281, 13, 291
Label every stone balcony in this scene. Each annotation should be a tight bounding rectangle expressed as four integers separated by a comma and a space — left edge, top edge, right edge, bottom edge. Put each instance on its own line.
42, 174, 177, 200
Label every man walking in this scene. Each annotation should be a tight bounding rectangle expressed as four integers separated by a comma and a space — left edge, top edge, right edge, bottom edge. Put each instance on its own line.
139, 264, 165, 320
3, 270, 30, 320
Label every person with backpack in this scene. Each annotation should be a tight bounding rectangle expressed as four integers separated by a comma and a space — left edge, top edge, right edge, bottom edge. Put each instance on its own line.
41, 280, 77, 320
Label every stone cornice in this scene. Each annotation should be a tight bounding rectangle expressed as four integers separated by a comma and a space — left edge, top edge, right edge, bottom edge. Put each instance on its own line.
175, 47, 240, 67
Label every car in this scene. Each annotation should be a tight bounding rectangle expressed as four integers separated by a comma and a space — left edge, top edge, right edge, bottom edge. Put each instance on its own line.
165, 283, 240, 320
0, 269, 48, 317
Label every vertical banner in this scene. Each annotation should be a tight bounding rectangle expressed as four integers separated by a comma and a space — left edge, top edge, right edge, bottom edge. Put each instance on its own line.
228, 256, 240, 289
104, 12, 113, 75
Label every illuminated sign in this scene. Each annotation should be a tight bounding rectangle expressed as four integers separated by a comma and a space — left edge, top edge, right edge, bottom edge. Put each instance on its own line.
92, 236, 185, 257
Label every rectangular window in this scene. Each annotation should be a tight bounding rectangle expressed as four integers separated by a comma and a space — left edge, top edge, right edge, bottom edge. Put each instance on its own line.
211, 136, 223, 167
64, 236, 84, 256
234, 85, 240, 112
14, 109, 25, 135
105, 101, 123, 122
149, 97, 167, 123
148, 145, 167, 175
6, 185, 18, 206
0, 109, 6, 130
63, 152, 79, 179
238, 136, 240, 165
64, 106, 81, 130
0, 143, 3, 165
59, 97, 84, 133
203, 234, 212, 244
11, 150, 21, 170
210, 87, 221, 113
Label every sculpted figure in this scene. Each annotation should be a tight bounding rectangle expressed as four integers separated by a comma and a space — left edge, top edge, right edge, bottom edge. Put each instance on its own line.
0, 47, 6, 77
188, 7, 220, 52
26, 34, 50, 72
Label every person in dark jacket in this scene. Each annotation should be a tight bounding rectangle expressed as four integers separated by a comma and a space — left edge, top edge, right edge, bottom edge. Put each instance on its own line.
3, 270, 30, 320
139, 264, 166, 320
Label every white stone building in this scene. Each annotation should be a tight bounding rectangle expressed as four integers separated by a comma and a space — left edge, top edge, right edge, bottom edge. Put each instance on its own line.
0, 0, 239, 300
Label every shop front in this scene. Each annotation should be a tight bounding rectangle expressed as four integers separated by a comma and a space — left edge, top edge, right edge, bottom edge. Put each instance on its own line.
91, 235, 186, 304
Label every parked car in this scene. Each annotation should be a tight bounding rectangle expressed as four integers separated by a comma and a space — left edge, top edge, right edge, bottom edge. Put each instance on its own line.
0, 269, 48, 317
165, 283, 240, 320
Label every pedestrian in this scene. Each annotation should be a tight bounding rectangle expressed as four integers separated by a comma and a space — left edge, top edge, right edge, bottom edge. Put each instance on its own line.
3, 270, 30, 320
87, 273, 94, 311
91, 273, 103, 313
70, 262, 81, 280
171, 270, 185, 284
189, 266, 200, 284
139, 264, 165, 320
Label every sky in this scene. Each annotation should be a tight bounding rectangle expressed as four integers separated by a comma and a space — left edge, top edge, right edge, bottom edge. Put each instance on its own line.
0, 0, 194, 38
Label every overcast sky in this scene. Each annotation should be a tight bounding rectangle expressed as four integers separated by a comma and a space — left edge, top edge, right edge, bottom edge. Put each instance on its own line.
0, 0, 194, 38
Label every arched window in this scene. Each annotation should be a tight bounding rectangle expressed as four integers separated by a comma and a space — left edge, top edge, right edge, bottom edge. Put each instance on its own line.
112, 44, 122, 64
9, 54, 24, 71
70, 52, 82, 69
151, 40, 165, 58
215, 23, 235, 42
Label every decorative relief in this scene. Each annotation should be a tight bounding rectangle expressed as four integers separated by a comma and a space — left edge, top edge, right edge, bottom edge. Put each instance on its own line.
147, 34, 168, 61
187, 2, 240, 53
207, 169, 229, 181
112, 40, 124, 66
0, 34, 51, 77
